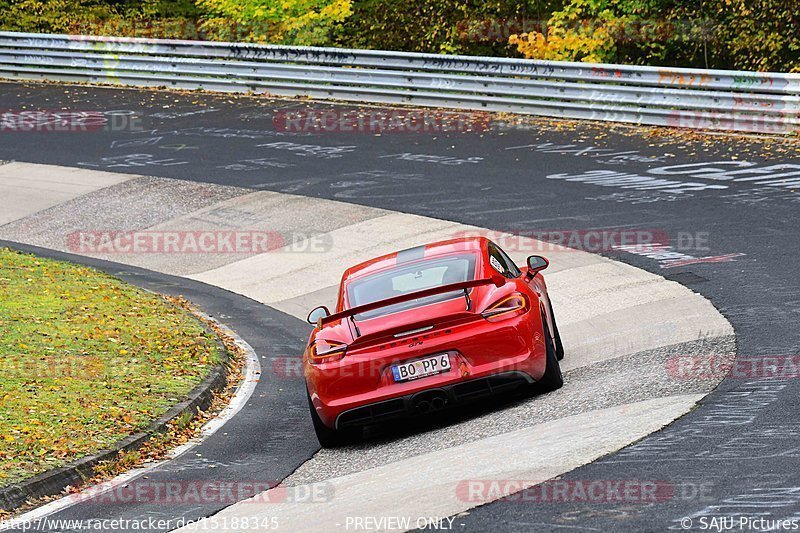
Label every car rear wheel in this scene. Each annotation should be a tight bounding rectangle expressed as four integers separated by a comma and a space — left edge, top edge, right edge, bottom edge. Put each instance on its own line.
536, 319, 564, 392
307, 393, 362, 448
548, 299, 565, 361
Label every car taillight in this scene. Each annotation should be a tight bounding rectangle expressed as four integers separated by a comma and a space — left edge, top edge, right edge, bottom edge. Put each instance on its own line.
310, 339, 347, 364
481, 293, 529, 321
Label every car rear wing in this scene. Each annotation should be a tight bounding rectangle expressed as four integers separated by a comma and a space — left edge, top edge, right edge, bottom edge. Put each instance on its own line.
319, 275, 506, 329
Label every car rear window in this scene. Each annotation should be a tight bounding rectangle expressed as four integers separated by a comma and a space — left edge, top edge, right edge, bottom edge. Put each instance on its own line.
347, 254, 477, 319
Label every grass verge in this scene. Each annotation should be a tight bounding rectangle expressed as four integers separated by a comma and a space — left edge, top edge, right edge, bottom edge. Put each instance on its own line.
0, 248, 220, 487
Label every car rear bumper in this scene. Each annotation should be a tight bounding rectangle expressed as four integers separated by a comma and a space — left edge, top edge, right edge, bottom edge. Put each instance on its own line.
334, 370, 534, 429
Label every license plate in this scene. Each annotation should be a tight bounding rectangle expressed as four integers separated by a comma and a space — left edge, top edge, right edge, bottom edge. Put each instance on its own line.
392, 354, 451, 383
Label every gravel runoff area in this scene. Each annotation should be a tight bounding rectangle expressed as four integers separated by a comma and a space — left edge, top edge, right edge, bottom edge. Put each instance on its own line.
284, 335, 736, 486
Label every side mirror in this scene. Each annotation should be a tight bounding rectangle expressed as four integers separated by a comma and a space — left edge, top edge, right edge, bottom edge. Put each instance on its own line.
307, 306, 331, 325
526, 255, 549, 277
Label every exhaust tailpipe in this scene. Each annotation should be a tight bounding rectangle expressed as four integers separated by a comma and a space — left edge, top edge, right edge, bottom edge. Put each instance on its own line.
415, 400, 431, 414
411, 390, 448, 414
431, 397, 447, 410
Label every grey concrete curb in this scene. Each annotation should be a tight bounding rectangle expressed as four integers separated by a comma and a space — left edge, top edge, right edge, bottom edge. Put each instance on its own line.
0, 251, 232, 512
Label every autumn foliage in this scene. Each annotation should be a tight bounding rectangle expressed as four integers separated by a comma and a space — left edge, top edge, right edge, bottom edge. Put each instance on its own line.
197, 0, 353, 45
0, 0, 797, 71
508, 0, 800, 72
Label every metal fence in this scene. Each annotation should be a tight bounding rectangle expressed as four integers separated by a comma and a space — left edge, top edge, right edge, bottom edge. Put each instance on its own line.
0, 31, 798, 134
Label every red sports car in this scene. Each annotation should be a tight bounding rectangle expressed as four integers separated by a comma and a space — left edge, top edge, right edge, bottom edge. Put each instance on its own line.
303, 237, 564, 447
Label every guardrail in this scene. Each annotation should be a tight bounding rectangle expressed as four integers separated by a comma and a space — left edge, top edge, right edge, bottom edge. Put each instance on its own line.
0, 31, 798, 134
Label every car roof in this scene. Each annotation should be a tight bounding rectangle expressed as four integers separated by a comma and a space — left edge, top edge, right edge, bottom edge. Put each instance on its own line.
342, 236, 488, 283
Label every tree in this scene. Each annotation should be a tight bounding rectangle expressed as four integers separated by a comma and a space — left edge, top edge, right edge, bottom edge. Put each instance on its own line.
707, 0, 800, 72
509, 0, 800, 71
509, 0, 702, 65
0, 0, 115, 33
334, 0, 561, 56
197, 0, 353, 45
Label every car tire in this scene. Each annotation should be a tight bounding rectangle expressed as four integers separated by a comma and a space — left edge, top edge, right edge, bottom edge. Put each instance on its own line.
536, 319, 564, 392
548, 299, 565, 361
307, 393, 361, 448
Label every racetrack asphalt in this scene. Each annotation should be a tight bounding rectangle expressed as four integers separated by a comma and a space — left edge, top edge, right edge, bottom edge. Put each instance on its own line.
1, 81, 800, 530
